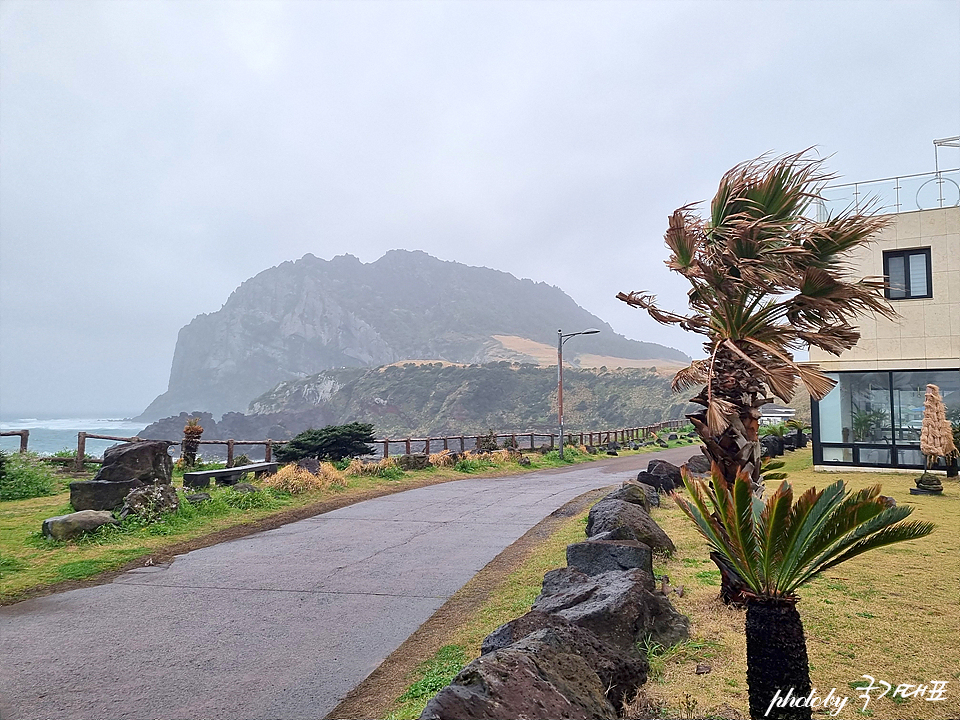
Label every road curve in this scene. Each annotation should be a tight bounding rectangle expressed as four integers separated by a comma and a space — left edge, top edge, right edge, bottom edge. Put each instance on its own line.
0, 446, 693, 720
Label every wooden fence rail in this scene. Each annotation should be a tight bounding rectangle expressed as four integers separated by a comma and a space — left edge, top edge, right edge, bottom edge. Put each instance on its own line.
3, 418, 687, 472
0, 430, 29, 453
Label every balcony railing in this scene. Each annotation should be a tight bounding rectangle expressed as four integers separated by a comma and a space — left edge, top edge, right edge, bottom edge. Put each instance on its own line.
813, 168, 960, 221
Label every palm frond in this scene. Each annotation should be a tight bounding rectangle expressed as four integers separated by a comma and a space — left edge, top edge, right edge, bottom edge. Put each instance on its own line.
706, 397, 736, 435
678, 469, 936, 599
672, 359, 710, 392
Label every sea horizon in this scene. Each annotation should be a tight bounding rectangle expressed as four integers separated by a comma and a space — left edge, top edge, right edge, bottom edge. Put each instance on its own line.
0, 415, 150, 457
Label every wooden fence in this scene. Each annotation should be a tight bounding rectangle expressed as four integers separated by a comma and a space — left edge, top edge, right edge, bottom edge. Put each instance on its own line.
376, 420, 686, 458
0, 430, 29, 453
4, 419, 687, 472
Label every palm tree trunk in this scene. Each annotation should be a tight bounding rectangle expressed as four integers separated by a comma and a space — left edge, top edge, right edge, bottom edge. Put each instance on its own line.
688, 345, 766, 603
745, 599, 812, 720
688, 345, 765, 495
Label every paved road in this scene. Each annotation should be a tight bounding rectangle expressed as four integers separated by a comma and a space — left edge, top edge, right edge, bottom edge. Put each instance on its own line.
0, 446, 692, 720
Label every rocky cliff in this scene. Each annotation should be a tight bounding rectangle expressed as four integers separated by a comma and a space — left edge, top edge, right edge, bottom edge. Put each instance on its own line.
139, 250, 688, 420
139, 363, 692, 450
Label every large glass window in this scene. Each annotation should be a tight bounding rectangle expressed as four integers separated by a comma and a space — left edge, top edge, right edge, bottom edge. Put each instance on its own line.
817, 372, 891, 444
814, 369, 960, 468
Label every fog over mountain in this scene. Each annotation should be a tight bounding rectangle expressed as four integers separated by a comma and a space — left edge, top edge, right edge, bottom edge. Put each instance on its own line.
140, 250, 688, 420
2, 2, 956, 418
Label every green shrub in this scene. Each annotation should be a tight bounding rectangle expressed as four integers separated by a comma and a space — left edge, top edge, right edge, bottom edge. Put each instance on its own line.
475, 428, 499, 453
275, 423, 376, 463
0, 452, 58, 501
377, 465, 405, 480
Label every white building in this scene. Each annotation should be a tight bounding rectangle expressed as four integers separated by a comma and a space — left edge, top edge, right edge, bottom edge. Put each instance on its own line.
809, 164, 960, 470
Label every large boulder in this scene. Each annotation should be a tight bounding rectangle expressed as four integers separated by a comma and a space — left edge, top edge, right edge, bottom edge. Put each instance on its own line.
647, 459, 682, 487
783, 429, 807, 450
604, 483, 650, 510
70, 479, 144, 511
623, 481, 660, 508
760, 435, 784, 458
420, 631, 616, 720
533, 567, 689, 652
93, 441, 174, 485
482, 623, 647, 713
42, 510, 118, 541
397, 453, 432, 471
120, 484, 180, 521
481, 610, 576, 655
685, 454, 712, 475
635, 470, 674, 493
585, 498, 675, 554
566, 539, 653, 577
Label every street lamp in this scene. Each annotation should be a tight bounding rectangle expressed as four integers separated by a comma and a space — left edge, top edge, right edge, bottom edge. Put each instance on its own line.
557, 328, 599, 458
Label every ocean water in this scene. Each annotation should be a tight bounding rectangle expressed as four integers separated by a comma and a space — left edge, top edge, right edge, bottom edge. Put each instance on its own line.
0, 418, 149, 457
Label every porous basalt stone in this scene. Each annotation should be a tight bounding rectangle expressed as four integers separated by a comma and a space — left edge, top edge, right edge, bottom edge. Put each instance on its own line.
585, 498, 675, 554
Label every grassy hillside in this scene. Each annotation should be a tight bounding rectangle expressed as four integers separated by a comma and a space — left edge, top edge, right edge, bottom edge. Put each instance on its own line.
249, 362, 693, 437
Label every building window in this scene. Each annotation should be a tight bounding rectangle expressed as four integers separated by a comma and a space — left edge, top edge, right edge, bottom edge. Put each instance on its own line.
883, 248, 932, 299
813, 369, 960, 469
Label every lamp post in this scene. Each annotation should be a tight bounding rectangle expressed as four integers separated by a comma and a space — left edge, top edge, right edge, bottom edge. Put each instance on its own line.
557, 328, 599, 458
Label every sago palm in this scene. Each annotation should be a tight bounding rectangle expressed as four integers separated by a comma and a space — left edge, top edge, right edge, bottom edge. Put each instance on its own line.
676, 468, 934, 720
618, 151, 895, 495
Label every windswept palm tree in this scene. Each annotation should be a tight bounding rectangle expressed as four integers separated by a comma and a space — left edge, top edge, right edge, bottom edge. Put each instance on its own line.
618, 151, 894, 495
676, 468, 934, 720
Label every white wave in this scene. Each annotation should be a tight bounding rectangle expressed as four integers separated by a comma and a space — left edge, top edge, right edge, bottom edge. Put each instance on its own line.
0, 418, 146, 432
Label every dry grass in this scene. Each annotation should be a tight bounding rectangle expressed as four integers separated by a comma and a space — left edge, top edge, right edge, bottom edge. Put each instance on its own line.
488, 334, 687, 371
648, 448, 960, 720
262, 462, 344, 493
429, 450, 456, 467
346, 456, 399, 476
317, 461, 345, 486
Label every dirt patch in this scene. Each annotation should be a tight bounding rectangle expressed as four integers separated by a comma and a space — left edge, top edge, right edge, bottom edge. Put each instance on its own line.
324, 485, 613, 720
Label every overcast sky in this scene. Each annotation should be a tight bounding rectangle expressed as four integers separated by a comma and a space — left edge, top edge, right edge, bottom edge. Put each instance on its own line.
1, 0, 958, 418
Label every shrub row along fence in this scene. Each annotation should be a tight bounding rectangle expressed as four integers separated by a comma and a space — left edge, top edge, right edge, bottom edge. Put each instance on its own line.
3, 419, 687, 472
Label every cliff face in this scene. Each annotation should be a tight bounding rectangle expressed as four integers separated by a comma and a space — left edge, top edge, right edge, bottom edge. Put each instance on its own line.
139, 250, 688, 420
139, 363, 692, 450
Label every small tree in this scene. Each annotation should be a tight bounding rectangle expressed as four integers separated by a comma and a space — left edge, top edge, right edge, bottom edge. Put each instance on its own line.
275, 422, 376, 463
676, 468, 933, 720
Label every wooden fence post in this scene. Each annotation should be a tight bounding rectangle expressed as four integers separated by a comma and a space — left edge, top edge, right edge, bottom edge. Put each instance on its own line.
383, 440, 389, 459
265, 440, 272, 463
405, 439, 411, 455
75, 432, 86, 472
425, 438, 431, 455
19, 430, 29, 453
529, 433, 534, 450
460, 436, 465, 453
443, 437, 448, 451
549, 434, 555, 449
226, 439, 235, 468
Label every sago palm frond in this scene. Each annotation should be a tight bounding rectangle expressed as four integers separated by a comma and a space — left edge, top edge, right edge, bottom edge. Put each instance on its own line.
675, 469, 934, 599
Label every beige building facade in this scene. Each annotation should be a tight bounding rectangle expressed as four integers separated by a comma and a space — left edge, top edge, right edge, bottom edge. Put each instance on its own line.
809, 205, 960, 470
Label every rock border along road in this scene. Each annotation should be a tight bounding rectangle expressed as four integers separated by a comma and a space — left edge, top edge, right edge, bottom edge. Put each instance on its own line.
0, 446, 693, 720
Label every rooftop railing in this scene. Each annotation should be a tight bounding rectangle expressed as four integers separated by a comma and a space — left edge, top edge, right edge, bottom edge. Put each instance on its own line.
813, 167, 960, 221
